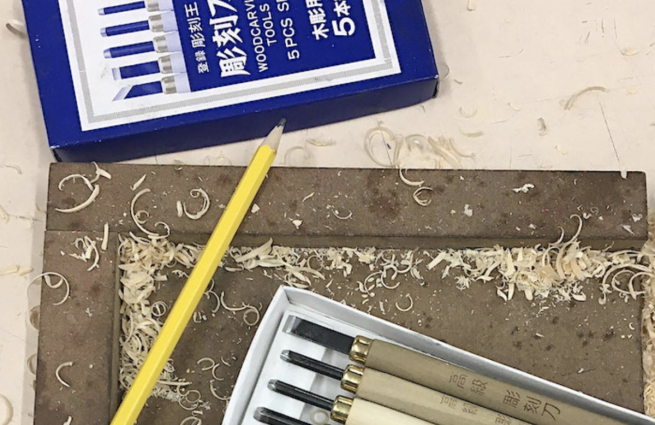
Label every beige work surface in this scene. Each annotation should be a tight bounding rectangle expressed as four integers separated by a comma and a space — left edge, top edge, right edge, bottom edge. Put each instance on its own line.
2, 0, 655, 423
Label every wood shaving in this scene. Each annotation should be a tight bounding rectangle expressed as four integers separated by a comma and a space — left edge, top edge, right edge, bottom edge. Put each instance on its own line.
458, 128, 484, 138
131, 174, 147, 191
71, 236, 100, 271
620, 47, 639, 56
63, 417, 72, 425
101, 223, 109, 251
131, 189, 170, 239
284, 146, 314, 167
6, 19, 26, 37
563, 86, 607, 110
513, 184, 535, 193
0, 394, 12, 425
459, 106, 478, 118
56, 179, 100, 213
28, 354, 38, 374
251, 204, 260, 214
183, 189, 211, 220
0, 206, 8, 222
89, 162, 112, 183
196, 358, 215, 371
622, 225, 635, 235
364, 126, 401, 168
177, 201, 183, 217
399, 169, 424, 187
307, 138, 336, 147
292, 219, 303, 229
29, 306, 39, 330
30, 272, 71, 305
180, 417, 202, 425
0, 265, 19, 276
412, 187, 433, 207
395, 294, 414, 312
0, 164, 22, 175
633, 214, 644, 223
537, 118, 548, 136
302, 193, 315, 203
464, 205, 473, 217
55, 361, 73, 387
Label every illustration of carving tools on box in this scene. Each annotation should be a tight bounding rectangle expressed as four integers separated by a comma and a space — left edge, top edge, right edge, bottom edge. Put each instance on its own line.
98, 0, 189, 100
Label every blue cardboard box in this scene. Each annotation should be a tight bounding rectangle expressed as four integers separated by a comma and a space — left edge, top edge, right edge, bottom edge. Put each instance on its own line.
23, 0, 438, 162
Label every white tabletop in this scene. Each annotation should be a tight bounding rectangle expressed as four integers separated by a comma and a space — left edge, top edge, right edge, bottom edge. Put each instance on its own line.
2, 0, 655, 423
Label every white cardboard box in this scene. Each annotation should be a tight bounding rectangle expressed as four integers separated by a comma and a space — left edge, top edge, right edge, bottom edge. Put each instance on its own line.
223, 287, 655, 425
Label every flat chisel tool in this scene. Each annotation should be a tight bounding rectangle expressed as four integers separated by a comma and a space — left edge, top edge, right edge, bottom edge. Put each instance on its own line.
268, 380, 432, 425
281, 350, 530, 425
254, 407, 308, 425
284, 316, 630, 425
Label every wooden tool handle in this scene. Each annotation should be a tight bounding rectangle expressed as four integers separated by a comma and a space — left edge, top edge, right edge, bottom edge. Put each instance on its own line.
358, 368, 531, 425
346, 398, 431, 425
365, 340, 624, 425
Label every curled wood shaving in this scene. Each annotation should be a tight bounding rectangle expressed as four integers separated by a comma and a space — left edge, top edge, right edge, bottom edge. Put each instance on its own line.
412, 187, 433, 207
90, 162, 112, 183
56, 183, 100, 214
399, 169, 424, 187
180, 417, 202, 425
563, 86, 607, 110
29, 306, 39, 330
131, 174, 147, 191
459, 106, 478, 118
395, 294, 414, 312
30, 273, 71, 305
0, 395, 12, 425
284, 146, 314, 167
131, 189, 170, 239
209, 380, 231, 402
364, 126, 401, 167
196, 358, 215, 371
63, 417, 72, 425
183, 189, 211, 220
27, 354, 37, 374
55, 361, 73, 387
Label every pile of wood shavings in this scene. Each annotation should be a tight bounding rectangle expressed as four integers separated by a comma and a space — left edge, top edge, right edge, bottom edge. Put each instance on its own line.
427, 216, 651, 305
117, 233, 204, 404
639, 215, 655, 416
117, 216, 655, 412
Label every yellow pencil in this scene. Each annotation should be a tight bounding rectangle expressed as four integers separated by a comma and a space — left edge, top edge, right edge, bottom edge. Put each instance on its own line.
111, 119, 286, 425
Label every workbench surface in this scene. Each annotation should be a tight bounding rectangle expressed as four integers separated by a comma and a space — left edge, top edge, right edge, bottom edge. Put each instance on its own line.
2, 0, 655, 423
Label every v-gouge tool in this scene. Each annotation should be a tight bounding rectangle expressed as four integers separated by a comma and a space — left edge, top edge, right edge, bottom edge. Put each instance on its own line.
284, 316, 632, 425
268, 380, 432, 425
281, 350, 531, 425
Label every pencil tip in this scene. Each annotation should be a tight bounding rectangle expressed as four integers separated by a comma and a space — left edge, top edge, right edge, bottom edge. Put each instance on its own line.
261, 119, 286, 151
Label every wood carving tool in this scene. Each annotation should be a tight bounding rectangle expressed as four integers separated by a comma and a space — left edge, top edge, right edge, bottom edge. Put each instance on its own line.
254, 407, 309, 425
284, 316, 627, 425
268, 379, 432, 425
281, 350, 531, 425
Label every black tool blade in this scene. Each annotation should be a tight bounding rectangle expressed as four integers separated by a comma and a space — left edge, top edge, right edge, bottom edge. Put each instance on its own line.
268, 380, 334, 412
284, 316, 354, 355
281, 350, 344, 381
254, 407, 310, 425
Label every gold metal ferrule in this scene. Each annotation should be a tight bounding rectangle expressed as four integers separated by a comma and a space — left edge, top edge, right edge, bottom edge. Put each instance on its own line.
331, 396, 353, 424
341, 365, 364, 393
349, 336, 372, 363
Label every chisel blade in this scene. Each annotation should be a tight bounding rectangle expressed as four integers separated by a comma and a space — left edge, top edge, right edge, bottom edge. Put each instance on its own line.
284, 316, 354, 355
